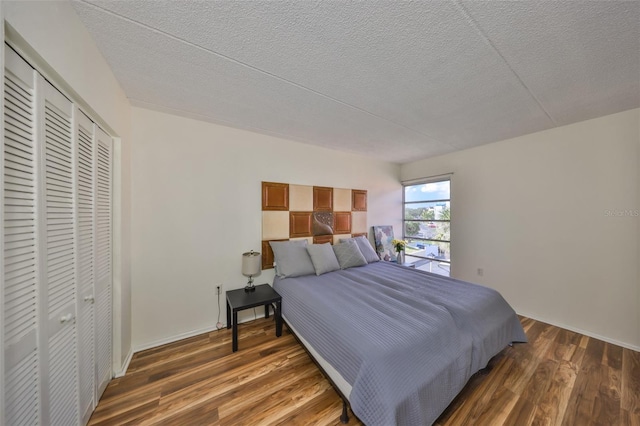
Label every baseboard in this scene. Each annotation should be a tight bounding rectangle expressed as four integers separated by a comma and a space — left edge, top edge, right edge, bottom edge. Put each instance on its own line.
114, 348, 134, 378
133, 313, 267, 354
518, 311, 640, 352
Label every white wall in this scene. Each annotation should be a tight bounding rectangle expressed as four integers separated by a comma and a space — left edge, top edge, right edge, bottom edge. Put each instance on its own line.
130, 107, 401, 350
402, 108, 640, 350
4, 1, 133, 371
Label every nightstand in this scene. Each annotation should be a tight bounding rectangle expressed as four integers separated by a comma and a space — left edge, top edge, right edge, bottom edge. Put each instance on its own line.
226, 284, 282, 352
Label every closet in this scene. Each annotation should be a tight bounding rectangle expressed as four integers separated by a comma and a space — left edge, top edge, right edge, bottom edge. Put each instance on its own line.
2, 45, 113, 425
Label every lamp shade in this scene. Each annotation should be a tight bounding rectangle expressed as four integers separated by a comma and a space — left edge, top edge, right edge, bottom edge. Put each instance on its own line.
242, 250, 261, 277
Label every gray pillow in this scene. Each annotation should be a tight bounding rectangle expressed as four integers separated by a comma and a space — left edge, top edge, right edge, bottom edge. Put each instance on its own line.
340, 236, 380, 263
306, 243, 340, 275
269, 240, 316, 278
333, 240, 368, 269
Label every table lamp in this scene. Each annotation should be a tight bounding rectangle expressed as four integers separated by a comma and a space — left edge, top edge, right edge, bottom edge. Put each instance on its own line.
242, 250, 261, 292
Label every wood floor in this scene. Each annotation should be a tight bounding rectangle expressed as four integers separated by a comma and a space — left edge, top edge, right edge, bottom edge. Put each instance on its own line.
89, 316, 640, 425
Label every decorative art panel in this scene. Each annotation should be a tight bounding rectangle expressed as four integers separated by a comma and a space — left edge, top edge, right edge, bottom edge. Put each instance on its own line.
313, 212, 334, 236
333, 188, 352, 211
351, 211, 368, 234
290, 212, 313, 238
313, 235, 333, 245
334, 212, 352, 234
262, 181, 367, 270
289, 184, 313, 211
262, 182, 289, 211
352, 189, 367, 211
290, 237, 314, 244
262, 211, 289, 240
313, 186, 333, 211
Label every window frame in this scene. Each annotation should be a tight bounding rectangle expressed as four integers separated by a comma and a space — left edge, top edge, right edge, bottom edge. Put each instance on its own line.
402, 175, 452, 265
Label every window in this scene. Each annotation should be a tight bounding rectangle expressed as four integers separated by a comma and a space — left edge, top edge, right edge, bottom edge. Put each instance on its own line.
403, 178, 451, 275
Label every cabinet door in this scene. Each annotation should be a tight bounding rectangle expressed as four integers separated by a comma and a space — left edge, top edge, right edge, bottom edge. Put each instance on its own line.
3, 46, 40, 426
76, 110, 96, 424
39, 77, 80, 426
94, 127, 112, 398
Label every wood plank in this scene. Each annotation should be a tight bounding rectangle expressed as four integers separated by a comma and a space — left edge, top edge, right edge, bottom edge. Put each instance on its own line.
89, 399, 159, 426
157, 336, 299, 396
472, 385, 518, 426
524, 319, 550, 344
433, 352, 507, 425
89, 318, 640, 426
562, 337, 606, 426
548, 327, 581, 362
592, 364, 621, 425
219, 370, 332, 425
531, 360, 579, 425
273, 387, 352, 426
445, 355, 515, 424
503, 396, 536, 425
603, 342, 623, 370
151, 399, 219, 426
521, 358, 559, 405
501, 356, 559, 424
621, 348, 640, 426
147, 350, 313, 425
519, 316, 535, 333
91, 322, 291, 416
502, 325, 558, 396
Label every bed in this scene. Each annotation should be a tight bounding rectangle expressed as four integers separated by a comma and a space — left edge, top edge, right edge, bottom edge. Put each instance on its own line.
273, 261, 527, 425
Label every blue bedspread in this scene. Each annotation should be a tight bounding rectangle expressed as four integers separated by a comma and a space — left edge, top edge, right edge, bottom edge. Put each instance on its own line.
273, 262, 526, 426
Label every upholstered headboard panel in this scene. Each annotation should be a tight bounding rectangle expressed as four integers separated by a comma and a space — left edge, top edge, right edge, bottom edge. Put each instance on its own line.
261, 181, 367, 270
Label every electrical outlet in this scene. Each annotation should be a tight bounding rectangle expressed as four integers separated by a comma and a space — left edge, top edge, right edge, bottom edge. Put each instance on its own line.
216, 285, 222, 295
477, 268, 484, 277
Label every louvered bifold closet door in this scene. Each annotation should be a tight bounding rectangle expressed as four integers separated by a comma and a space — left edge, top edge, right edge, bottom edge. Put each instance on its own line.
76, 110, 96, 424
40, 78, 80, 426
3, 47, 40, 426
95, 127, 112, 398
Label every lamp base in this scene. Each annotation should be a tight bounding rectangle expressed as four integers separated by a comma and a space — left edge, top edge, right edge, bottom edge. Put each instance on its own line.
244, 276, 256, 292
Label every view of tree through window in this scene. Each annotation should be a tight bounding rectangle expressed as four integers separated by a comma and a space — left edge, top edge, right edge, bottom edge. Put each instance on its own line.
403, 179, 451, 266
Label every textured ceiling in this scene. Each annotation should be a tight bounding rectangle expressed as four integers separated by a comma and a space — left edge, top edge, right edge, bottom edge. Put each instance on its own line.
71, 0, 640, 164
